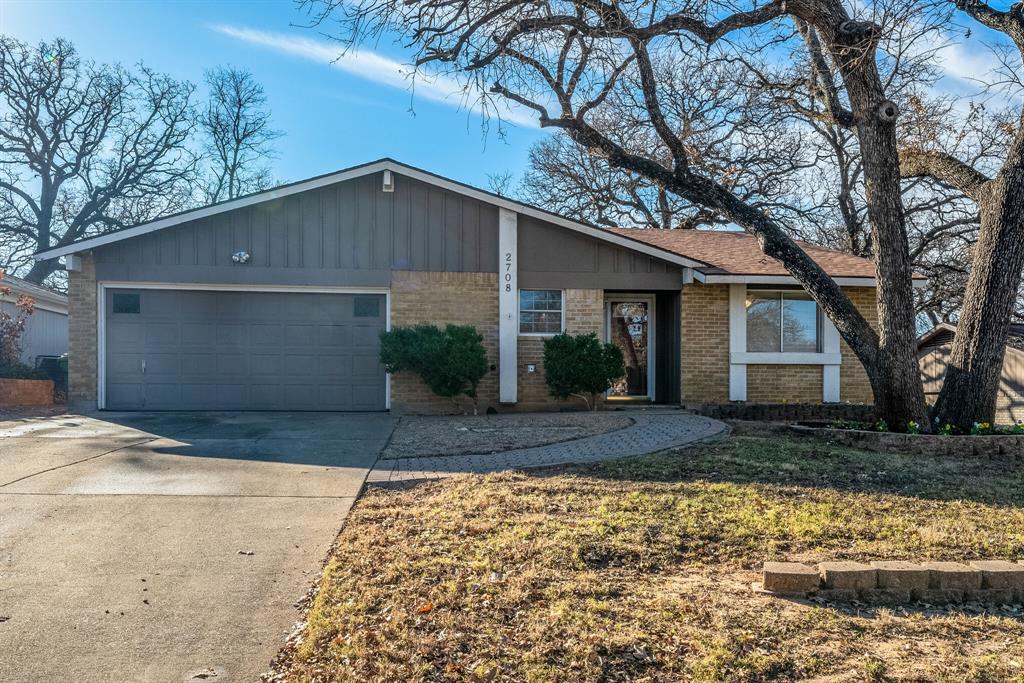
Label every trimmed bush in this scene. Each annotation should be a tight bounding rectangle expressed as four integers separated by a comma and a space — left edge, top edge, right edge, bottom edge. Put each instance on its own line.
543, 333, 625, 410
380, 324, 489, 412
0, 361, 48, 380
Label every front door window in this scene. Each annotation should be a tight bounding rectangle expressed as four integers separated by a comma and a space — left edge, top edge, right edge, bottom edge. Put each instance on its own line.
608, 301, 650, 397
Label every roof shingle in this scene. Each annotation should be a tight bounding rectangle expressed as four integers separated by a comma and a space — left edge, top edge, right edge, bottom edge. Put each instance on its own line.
607, 228, 921, 280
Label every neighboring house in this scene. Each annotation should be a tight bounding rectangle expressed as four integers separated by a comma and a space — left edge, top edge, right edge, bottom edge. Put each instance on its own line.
34, 158, 923, 413
918, 323, 1024, 425
1, 274, 69, 366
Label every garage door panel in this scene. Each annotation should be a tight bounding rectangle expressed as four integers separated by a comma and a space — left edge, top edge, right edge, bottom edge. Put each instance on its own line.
351, 325, 381, 347
108, 383, 143, 407
250, 323, 284, 346
216, 354, 248, 375
105, 289, 387, 411
284, 324, 315, 346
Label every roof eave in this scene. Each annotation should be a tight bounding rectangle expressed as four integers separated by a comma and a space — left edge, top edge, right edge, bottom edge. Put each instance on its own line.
33, 159, 700, 270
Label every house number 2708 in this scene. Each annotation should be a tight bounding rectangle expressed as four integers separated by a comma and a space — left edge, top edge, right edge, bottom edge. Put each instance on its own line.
504, 252, 514, 292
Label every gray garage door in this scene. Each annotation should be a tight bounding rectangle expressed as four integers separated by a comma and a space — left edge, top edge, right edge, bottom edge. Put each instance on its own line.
104, 289, 387, 411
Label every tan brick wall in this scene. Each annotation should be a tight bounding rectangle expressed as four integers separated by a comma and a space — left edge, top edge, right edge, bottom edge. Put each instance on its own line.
67, 251, 97, 410
839, 286, 876, 404
388, 271, 499, 414
746, 365, 823, 403
680, 283, 730, 404
680, 283, 877, 406
517, 289, 604, 410
0, 378, 55, 407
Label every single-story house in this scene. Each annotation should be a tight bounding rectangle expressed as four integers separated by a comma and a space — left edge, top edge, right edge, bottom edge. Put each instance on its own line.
1, 273, 68, 366
919, 323, 1024, 425
34, 158, 923, 413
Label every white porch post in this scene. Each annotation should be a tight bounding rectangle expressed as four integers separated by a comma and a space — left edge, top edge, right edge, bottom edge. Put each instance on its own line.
728, 283, 747, 401
822, 317, 841, 402
498, 208, 518, 404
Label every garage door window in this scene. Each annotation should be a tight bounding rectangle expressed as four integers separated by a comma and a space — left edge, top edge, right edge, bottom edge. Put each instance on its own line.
353, 296, 381, 318
112, 292, 141, 314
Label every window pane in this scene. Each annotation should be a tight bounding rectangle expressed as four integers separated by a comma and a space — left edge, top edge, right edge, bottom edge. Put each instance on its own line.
353, 296, 380, 318
519, 290, 562, 334
112, 292, 141, 314
746, 294, 781, 352
782, 294, 818, 352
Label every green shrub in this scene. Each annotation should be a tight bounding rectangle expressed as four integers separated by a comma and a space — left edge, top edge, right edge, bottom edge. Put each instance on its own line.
0, 361, 48, 380
379, 324, 489, 412
542, 332, 625, 410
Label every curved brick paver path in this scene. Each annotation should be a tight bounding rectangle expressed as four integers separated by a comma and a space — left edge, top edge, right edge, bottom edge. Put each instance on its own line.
366, 411, 728, 486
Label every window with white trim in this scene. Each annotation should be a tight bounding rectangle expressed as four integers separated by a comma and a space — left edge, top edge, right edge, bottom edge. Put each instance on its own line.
519, 289, 563, 335
746, 289, 820, 353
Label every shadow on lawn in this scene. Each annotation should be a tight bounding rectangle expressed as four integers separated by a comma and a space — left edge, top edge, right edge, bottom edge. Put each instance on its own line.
525, 434, 1024, 508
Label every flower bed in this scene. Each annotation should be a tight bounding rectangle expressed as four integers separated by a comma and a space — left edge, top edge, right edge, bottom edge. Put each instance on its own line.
790, 423, 1024, 460
0, 378, 55, 408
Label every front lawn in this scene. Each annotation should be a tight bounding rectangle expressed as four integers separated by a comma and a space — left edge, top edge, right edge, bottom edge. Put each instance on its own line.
278, 436, 1024, 682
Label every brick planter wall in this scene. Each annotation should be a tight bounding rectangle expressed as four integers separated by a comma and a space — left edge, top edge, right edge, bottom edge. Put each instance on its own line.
0, 379, 55, 408
791, 424, 1024, 460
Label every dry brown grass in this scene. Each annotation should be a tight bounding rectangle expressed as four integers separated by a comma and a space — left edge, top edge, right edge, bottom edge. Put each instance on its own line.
281, 436, 1024, 682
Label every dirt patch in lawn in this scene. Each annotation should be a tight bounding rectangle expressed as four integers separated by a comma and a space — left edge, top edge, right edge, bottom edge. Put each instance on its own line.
381, 412, 635, 458
276, 437, 1024, 682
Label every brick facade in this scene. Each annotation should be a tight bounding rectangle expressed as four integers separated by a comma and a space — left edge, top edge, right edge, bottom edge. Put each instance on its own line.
680, 283, 877, 406
680, 284, 730, 404
839, 287, 876, 404
388, 270, 500, 414
517, 289, 604, 410
67, 251, 97, 411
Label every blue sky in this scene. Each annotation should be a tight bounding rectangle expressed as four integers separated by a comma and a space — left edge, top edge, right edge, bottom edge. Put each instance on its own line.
0, 1, 1016, 191
0, 0, 548, 188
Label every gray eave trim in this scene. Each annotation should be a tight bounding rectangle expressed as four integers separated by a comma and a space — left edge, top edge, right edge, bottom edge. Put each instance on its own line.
33, 159, 704, 270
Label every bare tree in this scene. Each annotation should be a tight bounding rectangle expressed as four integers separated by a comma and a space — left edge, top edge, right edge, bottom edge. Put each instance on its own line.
520, 54, 822, 229
200, 66, 282, 202
306, 0, 1024, 430
0, 37, 198, 285
486, 169, 515, 196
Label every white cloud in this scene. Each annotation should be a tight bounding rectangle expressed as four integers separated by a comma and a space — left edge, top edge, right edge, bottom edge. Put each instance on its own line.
211, 25, 540, 128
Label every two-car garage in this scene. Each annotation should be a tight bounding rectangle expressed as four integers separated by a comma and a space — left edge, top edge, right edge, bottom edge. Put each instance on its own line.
102, 288, 388, 411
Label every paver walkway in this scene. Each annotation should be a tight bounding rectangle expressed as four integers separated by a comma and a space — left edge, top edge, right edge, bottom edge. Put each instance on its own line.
367, 410, 727, 485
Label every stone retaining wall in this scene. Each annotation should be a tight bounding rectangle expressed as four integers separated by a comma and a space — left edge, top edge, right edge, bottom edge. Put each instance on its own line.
693, 403, 876, 423
761, 560, 1024, 605
791, 425, 1024, 460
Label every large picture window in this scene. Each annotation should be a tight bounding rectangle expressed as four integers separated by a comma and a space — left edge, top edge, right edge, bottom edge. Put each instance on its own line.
746, 289, 820, 353
519, 289, 563, 335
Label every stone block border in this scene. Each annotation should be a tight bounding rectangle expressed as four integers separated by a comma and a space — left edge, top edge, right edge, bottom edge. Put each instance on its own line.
758, 560, 1024, 605
790, 424, 1024, 461
693, 402, 876, 423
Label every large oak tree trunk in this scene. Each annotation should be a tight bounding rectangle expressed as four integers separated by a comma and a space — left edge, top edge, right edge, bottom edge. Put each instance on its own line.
816, 17, 928, 429
932, 157, 1024, 430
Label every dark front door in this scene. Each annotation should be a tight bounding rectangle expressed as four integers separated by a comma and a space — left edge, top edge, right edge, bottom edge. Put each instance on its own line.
607, 299, 653, 398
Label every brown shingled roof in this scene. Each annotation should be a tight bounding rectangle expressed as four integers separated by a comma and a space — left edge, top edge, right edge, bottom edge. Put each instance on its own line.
607, 228, 924, 280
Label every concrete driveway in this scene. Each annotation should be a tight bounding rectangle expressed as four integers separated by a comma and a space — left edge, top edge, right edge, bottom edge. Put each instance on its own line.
0, 411, 396, 682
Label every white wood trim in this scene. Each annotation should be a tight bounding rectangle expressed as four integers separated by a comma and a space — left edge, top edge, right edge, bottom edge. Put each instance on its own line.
96, 281, 392, 411
36, 159, 703, 269
728, 284, 747, 401
498, 209, 518, 403
730, 351, 842, 365
605, 294, 656, 401
821, 315, 841, 402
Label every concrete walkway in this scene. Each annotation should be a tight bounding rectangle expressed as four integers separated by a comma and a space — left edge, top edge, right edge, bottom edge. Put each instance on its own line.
367, 410, 727, 485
